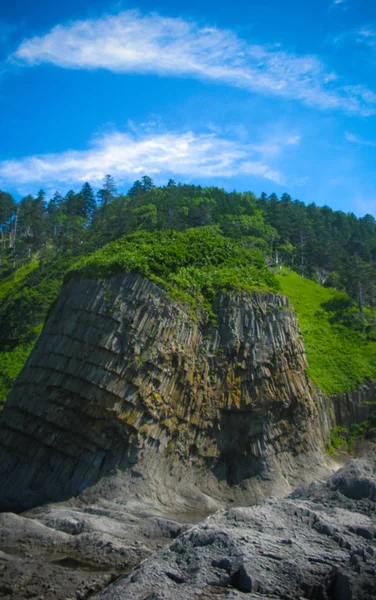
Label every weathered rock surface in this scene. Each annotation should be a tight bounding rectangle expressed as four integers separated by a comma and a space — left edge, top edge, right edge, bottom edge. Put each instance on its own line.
1, 451, 374, 600
330, 381, 376, 427
0, 274, 328, 512
93, 449, 376, 600
0, 500, 191, 600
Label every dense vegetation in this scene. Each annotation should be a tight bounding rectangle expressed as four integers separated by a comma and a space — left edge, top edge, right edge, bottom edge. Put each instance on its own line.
0, 176, 375, 405
69, 227, 279, 317
278, 270, 376, 394
1, 177, 375, 305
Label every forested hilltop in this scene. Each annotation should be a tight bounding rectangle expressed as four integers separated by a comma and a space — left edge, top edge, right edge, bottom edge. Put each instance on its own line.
0, 175, 375, 403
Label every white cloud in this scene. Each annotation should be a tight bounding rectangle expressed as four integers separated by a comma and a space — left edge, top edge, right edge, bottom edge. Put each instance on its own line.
345, 132, 358, 143
11, 10, 376, 116
355, 26, 376, 49
345, 132, 376, 147
0, 128, 295, 190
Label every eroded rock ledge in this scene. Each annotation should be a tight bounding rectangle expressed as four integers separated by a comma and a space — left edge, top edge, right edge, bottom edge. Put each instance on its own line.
0, 274, 327, 512
94, 450, 376, 600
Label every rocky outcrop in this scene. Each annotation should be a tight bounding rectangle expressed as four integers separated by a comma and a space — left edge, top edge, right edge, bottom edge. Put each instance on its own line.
0, 274, 327, 512
315, 382, 376, 457
0, 451, 374, 600
330, 381, 376, 428
94, 449, 376, 600
0, 501, 191, 600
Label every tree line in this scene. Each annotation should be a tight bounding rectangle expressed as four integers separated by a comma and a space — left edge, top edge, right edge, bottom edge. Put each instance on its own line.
0, 175, 375, 311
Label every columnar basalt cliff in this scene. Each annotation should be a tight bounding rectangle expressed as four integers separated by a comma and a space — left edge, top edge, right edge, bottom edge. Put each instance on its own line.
0, 274, 327, 512
314, 381, 376, 456
330, 381, 376, 427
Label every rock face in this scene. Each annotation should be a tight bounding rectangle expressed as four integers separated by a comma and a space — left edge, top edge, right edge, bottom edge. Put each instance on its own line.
0, 274, 326, 512
315, 382, 376, 459
94, 449, 376, 600
330, 381, 376, 426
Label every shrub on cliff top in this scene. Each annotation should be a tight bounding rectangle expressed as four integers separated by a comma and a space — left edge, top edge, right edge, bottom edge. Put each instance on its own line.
67, 227, 280, 315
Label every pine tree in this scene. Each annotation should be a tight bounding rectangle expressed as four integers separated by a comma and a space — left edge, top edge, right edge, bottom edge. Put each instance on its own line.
128, 180, 143, 197
97, 175, 117, 206
0, 191, 15, 250
79, 182, 96, 219
141, 175, 155, 192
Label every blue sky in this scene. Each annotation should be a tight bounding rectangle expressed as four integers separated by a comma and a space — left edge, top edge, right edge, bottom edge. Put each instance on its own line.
0, 0, 376, 215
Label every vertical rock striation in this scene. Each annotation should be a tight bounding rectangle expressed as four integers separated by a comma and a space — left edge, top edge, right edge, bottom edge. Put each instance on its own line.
0, 274, 326, 512
330, 381, 376, 427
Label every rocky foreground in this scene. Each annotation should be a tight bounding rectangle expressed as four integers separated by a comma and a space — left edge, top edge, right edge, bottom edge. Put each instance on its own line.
94, 450, 376, 600
0, 450, 374, 600
0, 499, 194, 599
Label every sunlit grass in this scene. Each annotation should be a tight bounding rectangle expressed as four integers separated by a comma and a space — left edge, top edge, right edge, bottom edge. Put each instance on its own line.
277, 269, 376, 394
0, 260, 39, 302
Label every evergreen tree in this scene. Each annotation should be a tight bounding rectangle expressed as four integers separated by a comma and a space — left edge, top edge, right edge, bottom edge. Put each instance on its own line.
48, 192, 64, 218
128, 180, 143, 197
141, 175, 155, 192
0, 180, 375, 312
97, 175, 117, 206
79, 182, 96, 219
0, 191, 15, 249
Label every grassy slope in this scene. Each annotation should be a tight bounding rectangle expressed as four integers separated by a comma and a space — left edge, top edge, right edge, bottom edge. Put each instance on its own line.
0, 262, 40, 405
277, 270, 376, 394
0, 324, 42, 403
0, 260, 39, 302
0, 256, 73, 407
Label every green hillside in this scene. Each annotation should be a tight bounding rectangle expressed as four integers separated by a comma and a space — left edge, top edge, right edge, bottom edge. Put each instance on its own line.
0, 255, 75, 406
0, 180, 375, 406
278, 269, 376, 394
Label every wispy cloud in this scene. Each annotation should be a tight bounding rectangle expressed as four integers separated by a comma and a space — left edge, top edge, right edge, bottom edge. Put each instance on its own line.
330, 0, 347, 9
0, 128, 297, 190
10, 10, 376, 116
345, 132, 376, 147
333, 24, 376, 51
357, 27, 376, 45
253, 134, 301, 157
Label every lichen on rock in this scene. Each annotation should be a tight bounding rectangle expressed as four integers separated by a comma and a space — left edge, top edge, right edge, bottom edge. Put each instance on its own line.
0, 273, 327, 512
